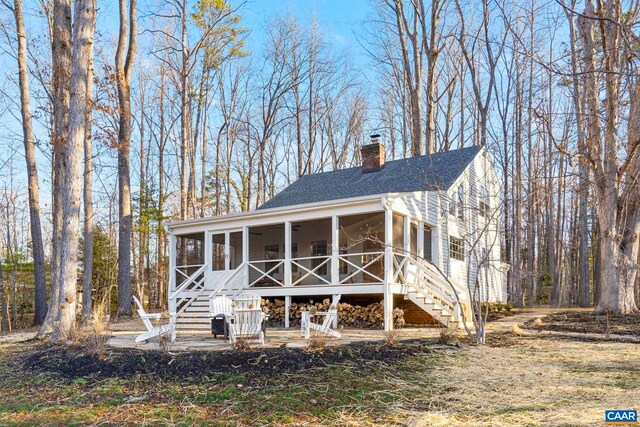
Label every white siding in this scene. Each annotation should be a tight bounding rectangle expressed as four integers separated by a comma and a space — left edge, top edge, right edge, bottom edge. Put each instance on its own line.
438, 148, 505, 303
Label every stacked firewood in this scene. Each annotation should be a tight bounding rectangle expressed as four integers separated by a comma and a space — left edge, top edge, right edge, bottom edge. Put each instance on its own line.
262, 298, 404, 329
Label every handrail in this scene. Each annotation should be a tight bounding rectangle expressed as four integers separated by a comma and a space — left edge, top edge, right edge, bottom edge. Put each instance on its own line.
338, 251, 384, 257
392, 251, 467, 314
170, 264, 208, 299
291, 255, 331, 261
175, 263, 205, 269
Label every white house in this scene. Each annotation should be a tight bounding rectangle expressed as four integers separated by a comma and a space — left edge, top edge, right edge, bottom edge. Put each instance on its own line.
164, 135, 505, 332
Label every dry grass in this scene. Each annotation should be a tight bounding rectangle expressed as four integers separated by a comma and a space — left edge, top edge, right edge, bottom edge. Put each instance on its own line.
384, 318, 406, 347
73, 298, 111, 359
158, 333, 174, 354
306, 332, 329, 351
511, 324, 524, 335
533, 317, 544, 328
0, 332, 638, 426
231, 338, 252, 351
402, 336, 640, 426
437, 328, 458, 344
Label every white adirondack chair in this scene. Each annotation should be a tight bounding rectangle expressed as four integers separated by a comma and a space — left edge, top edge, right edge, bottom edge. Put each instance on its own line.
133, 295, 175, 343
232, 293, 262, 310
301, 308, 341, 339
210, 295, 233, 317
228, 309, 265, 344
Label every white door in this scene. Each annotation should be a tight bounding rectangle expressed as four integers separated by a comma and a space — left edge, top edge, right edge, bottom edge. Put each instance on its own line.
206, 230, 244, 291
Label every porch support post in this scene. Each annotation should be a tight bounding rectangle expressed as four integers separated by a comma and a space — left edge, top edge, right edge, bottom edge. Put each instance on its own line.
284, 221, 292, 287
431, 225, 440, 269
331, 215, 339, 285
168, 233, 177, 315
417, 221, 425, 259
242, 226, 249, 288
284, 295, 291, 328
383, 208, 394, 331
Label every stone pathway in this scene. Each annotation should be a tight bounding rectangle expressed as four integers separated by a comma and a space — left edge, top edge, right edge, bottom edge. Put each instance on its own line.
108, 322, 444, 352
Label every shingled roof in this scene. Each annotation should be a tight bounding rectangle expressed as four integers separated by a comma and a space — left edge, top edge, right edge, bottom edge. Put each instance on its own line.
258, 145, 483, 210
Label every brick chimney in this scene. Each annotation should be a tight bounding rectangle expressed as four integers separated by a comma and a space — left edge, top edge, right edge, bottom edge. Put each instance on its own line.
361, 134, 386, 173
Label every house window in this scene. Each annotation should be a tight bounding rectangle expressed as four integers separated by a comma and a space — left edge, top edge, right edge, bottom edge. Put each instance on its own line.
311, 240, 328, 275
265, 244, 280, 274
479, 186, 490, 217
457, 185, 465, 220
339, 249, 348, 275
449, 236, 465, 261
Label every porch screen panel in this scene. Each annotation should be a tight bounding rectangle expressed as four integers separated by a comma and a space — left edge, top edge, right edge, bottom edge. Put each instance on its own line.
211, 234, 225, 271
229, 231, 243, 269
338, 213, 385, 284
311, 240, 328, 275
393, 213, 404, 252
175, 232, 205, 286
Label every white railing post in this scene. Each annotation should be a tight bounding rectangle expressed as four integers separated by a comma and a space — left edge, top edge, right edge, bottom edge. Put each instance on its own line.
284, 295, 291, 328
383, 208, 394, 331
331, 215, 339, 286
243, 226, 249, 288
284, 221, 292, 287
168, 233, 177, 315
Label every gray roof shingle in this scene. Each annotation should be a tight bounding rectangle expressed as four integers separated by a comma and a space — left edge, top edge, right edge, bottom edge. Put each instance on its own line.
258, 145, 482, 210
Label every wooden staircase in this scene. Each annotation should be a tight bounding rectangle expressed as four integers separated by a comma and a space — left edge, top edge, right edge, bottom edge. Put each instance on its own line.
172, 264, 249, 331
174, 291, 214, 330
394, 253, 471, 329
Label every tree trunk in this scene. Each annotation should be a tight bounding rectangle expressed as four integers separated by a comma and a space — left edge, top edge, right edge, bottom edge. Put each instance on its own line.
10, 0, 48, 325
39, 0, 72, 336
81, 52, 94, 322
115, 0, 137, 317
50, 0, 97, 341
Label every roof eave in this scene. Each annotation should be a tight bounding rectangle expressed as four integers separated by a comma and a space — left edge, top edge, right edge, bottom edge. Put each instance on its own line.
164, 193, 386, 232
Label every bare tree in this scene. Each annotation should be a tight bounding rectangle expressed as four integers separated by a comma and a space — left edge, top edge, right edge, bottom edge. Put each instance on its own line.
2, 0, 48, 324
576, 0, 639, 314
81, 46, 94, 322
47, 0, 97, 340
39, 0, 72, 337
115, 0, 137, 317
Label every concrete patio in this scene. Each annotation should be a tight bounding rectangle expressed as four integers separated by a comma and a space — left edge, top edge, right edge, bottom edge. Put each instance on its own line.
108, 318, 445, 351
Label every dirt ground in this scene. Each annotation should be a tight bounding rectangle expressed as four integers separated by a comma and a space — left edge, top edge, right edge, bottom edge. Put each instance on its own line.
525, 311, 640, 337
0, 311, 638, 426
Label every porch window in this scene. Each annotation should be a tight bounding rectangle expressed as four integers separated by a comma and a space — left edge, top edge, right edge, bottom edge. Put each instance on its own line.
449, 236, 465, 261
265, 244, 280, 273
311, 240, 328, 275
211, 234, 225, 271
